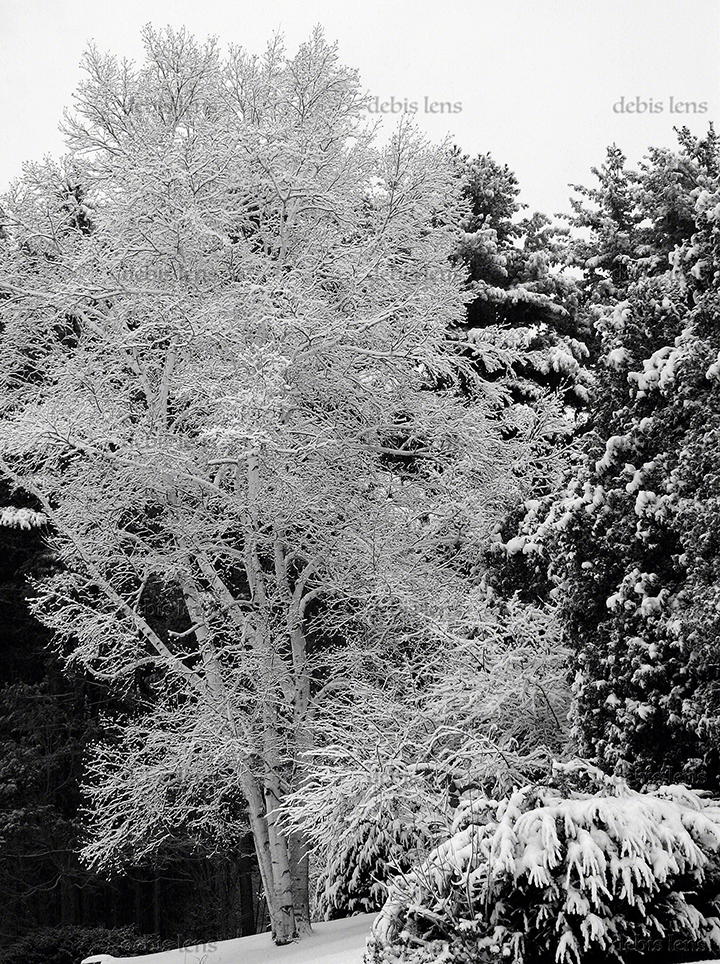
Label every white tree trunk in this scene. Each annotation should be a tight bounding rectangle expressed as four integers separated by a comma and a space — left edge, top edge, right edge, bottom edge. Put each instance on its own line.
241, 770, 310, 943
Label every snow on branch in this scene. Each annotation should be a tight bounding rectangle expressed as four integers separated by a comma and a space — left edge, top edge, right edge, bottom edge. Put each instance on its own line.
0, 506, 47, 528
367, 763, 720, 964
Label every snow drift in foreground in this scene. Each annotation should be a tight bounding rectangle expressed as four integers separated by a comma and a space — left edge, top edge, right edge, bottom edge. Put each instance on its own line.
75, 907, 720, 964
82, 914, 376, 964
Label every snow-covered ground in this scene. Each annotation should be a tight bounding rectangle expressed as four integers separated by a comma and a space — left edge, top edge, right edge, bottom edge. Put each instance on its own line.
78, 915, 720, 964
82, 914, 376, 964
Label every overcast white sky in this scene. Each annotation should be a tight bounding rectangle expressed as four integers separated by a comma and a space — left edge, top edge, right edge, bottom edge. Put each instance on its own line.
1, 0, 718, 216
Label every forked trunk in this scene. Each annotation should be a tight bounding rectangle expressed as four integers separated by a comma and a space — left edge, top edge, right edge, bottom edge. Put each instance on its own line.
242, 773, 311, 944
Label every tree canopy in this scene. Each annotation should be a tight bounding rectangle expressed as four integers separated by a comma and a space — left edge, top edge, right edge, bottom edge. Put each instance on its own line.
0, 25, 534, 944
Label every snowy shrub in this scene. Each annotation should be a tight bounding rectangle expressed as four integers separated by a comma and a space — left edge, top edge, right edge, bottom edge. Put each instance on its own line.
281, 703, 446, 919
282, 600, 571, 919
314, 804, 432, 920
365, 760, 720, 964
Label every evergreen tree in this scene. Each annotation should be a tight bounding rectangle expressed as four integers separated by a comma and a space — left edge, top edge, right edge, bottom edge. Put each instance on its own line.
450, 150, 590, 409
513, 127, 720, 789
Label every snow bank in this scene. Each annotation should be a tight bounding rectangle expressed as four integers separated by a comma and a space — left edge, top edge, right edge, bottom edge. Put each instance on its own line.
82, 914, 376, 964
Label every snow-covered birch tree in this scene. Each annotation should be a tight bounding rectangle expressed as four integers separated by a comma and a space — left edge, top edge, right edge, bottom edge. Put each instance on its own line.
0, 26, 527, 943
